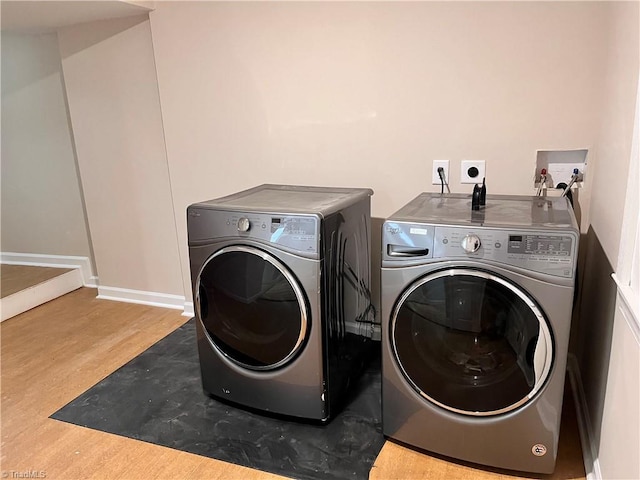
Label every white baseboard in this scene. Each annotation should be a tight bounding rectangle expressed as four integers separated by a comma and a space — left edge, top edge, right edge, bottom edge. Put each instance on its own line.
1, 252, 96, 287
566, 354, 603, 480
183, 301, 194, 318
0, 253, 193, 316
0, 269, 83, 322
97, 285, 186, 311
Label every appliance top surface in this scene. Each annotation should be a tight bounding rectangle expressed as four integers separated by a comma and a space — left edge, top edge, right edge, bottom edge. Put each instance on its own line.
389, 193, 578, 231
192, 184, 373, 215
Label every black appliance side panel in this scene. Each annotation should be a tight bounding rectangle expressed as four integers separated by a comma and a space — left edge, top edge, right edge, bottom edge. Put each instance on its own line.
321, 197, 376, 418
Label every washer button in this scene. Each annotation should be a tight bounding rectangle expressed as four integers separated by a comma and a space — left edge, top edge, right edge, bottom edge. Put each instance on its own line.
461, 234, 481, 253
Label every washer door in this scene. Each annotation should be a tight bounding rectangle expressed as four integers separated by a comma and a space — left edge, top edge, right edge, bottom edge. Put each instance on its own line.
196, 245, 309, 371
391, 268, 553, 416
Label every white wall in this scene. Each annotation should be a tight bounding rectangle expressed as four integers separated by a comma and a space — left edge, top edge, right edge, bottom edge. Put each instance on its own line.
587, 2, 639, 267
149, 1, 609, 299
57, 15, 183, 303
1, 32, 92, 261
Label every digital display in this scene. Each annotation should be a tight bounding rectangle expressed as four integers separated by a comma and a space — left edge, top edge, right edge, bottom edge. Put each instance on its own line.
271, 216, 315, 236
284, 218, 315, 236
270, 218, 281, 233
508, 234, 572, 256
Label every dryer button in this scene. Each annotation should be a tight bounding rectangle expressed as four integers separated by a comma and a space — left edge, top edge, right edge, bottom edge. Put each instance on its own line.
237, 217, 251, 232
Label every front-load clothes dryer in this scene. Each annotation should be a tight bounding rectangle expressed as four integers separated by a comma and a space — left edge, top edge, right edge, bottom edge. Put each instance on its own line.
381, 193, 579, 474
187, 184, 378, 422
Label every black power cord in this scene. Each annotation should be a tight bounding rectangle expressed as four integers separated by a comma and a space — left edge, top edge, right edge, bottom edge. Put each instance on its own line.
437, 167, 450, 194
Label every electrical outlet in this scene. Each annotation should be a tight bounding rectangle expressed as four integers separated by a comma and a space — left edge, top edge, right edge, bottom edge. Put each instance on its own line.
461, 160, 486, 184
432, 160, 450, 185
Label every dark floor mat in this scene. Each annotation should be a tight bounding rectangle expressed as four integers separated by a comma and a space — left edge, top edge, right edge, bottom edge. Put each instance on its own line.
51, 319, 384, 480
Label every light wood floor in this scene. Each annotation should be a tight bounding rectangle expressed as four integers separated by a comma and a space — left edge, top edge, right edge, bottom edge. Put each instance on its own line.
0, 264, 74, 298
1, 288, 586, 480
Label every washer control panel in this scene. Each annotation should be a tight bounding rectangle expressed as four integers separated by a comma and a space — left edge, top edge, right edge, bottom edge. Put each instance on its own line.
382, 221, 577, 278
188, 208, 320, 257
434, 226, 576, 277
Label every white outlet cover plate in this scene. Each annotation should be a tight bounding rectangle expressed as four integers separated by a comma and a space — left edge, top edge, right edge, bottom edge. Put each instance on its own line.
432, 160, 450, 185
461, 160, 486, 184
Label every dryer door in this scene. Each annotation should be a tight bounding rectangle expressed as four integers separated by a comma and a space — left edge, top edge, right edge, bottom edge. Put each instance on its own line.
391, 268, 553, 416
196, 245, 309, 371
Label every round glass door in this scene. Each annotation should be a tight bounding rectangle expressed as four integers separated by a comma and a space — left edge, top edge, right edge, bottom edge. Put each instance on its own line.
391, 268, 553, 416
196, 245, 308, 370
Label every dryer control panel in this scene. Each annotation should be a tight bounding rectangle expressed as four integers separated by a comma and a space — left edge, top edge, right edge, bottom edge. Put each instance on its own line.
382, 221, 578, 278
188, 207, 320, 258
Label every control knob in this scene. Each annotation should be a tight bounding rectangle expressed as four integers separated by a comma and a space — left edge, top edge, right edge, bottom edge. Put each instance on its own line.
461, 234, 481, 253
237, 217, 251, 232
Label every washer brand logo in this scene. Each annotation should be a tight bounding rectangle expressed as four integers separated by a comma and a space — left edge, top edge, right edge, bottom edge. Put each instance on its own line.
188, 211, 201, 217
532, 444, 547, 456
385, 225, 401, 235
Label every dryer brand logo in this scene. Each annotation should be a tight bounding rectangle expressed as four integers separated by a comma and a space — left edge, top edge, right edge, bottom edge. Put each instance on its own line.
385, 225, 402, 235
531, 444, 547, 457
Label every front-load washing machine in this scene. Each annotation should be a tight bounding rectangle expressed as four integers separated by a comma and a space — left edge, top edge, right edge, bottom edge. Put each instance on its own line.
381, 193, 579, 473
187, 184, 377, 422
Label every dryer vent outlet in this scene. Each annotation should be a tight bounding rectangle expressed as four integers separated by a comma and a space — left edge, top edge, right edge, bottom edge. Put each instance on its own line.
461, 160, 486, 184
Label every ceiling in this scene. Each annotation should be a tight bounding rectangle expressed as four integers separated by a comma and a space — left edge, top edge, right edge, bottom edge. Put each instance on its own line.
1, 1, 154, 34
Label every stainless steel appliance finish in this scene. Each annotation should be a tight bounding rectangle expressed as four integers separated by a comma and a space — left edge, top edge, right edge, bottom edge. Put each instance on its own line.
381, 193, 579, 473
188, 184, 377, 421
